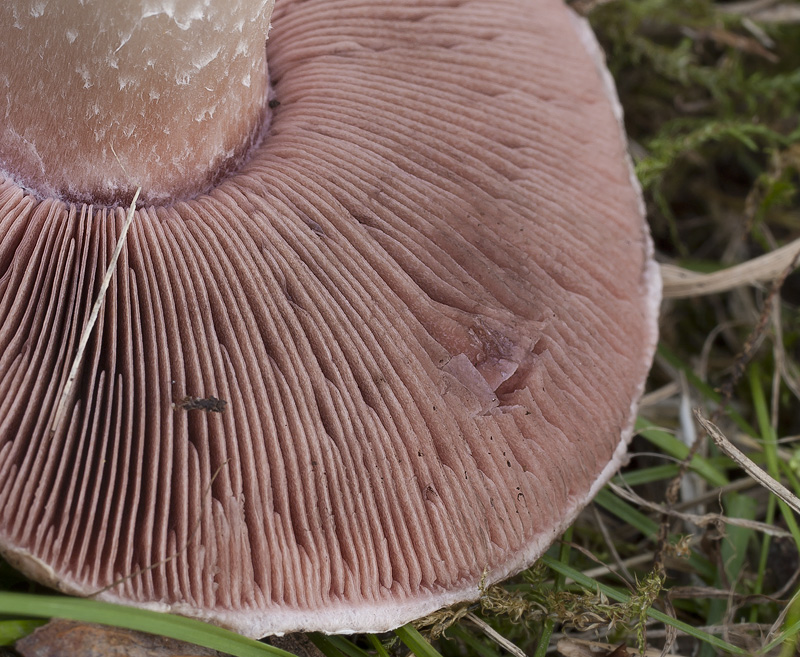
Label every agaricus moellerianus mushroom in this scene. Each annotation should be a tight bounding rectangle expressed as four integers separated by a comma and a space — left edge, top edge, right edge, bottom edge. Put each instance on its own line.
0, 0, 660, 637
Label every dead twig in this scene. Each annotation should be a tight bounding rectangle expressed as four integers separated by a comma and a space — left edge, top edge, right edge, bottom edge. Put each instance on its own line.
609, 482, 792, 538
695, 412, 800, 516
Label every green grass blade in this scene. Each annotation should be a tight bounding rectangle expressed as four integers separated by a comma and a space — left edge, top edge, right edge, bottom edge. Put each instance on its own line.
750, 366, 800, 543
310, 634, 372, 657
701, 493, 757, 657
446, 625, 502, 657
749, 365, 800, 652
595, 485, 715, 581
656, 344, 755, 436
594, 488, 659, 537
0, 593, 294, 657
760, 593, 800, 655
751, 492, 776, 624
395, 624, 444, 657
636, 419, 729, 487
614, 464, 681, 487
777, 462, 800, 546
0, 619, 46, 646
539, 555, 748, 655
308, 634, 346, 657
366, 634, 391, 657
720, 493, 757, 584
778, 596, 800, 657
534, 528, 573, 657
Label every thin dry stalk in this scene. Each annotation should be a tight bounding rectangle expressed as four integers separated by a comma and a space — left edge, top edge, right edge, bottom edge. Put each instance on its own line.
695, 412, 800, 516
609, 482, 791, 538
465, 613, 527, 657
50, 188, 141, 435
717, 0, 800, 23
654, 247, 800, 573
556, 637, 687, 657
660, 238, 800, 299
592, 506, 635, 585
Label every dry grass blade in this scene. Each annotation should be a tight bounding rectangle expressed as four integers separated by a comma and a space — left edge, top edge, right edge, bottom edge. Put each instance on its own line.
752, 6, 800, 22
668, 586, 783, 605
464, 613, 526, 657
660, 238, 800, 299
582, 553, 660, 581
695, 410, 800, 515
50, 188, 141, 435
608, 482, 792, 537
556, 638, 688, 657
717, 0, 782, 15
717, 0, 800, 23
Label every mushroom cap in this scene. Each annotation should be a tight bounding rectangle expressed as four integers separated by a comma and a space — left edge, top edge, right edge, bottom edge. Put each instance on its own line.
0, 0, 660, 638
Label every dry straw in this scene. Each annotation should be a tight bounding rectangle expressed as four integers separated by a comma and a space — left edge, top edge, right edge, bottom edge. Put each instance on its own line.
660, 237, 800, 299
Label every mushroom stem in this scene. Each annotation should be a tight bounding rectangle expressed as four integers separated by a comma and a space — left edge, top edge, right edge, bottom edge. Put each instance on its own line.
0, 0, 274, 205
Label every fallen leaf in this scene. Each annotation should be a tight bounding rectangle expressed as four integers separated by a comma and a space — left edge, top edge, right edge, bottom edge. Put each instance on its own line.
15, 619, 229, 657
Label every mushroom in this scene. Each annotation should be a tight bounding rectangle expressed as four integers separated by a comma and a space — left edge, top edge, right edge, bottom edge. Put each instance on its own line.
0, 0, 660, 639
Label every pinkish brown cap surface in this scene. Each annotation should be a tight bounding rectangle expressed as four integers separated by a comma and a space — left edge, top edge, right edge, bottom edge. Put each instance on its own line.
0, 0, 660, 638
